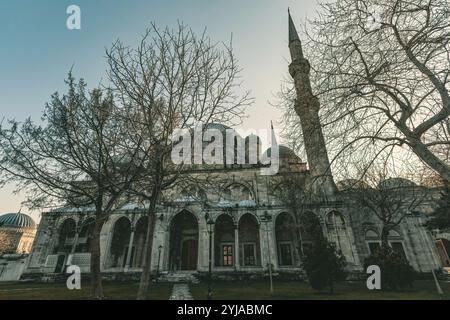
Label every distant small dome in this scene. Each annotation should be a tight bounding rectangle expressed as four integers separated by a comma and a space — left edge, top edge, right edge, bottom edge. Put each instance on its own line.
263, 145, 301, 161
378, 178, 417, 189
337, 179, 369, 191
0, 213, 36, 229
204, 123, 233, 134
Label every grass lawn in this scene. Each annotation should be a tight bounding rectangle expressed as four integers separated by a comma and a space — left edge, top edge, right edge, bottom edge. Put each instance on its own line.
191, 280, 450, 300
0, 279, 449, 300
0, 281, 172, 300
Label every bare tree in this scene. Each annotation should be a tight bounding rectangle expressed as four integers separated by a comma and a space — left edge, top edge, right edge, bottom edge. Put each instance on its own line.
272, 172, 329, 262
280, 0, 450, 183
0, 75, 146, 299
105, 22, 252, 299
352, 164, 428, 247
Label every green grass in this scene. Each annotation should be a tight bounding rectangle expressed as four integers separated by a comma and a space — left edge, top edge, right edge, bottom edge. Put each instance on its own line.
1, 280, 449, 300
191, 280, 450, 300
0, 281, 172, 300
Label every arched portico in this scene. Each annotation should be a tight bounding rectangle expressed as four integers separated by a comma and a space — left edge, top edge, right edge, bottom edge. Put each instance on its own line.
238, 213, 261, 267
169, 210, 199, 271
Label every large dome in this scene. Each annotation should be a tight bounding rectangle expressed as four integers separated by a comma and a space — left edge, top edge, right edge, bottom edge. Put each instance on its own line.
0, 212, 36, 229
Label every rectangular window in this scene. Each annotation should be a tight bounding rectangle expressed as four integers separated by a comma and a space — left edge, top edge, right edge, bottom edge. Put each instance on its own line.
222, 244, 233, 266
368, 242, 380, 254
278, 242, 293, 266
391, 242, 407, 261
241, 243, 256, 266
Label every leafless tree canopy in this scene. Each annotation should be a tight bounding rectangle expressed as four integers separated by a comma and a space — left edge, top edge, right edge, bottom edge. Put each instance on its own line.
0, 75, 146, 299
280, 0, 450, 183
107, 22, 251, 133
0, 76, 142, 211
105, 22, 252, 299
351, 163, 429, 245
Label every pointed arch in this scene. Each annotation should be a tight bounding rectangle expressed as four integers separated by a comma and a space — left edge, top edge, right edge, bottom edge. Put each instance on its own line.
238, 213, 261, 266
214, 214, 235, 267
275, 212, 299, 266
169, 210, 199, 271
109, 217, 131, 268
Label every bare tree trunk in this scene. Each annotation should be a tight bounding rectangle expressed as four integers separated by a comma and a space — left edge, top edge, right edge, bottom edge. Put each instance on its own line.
381, 225, 389, 249
137, 187, 160, 300
90, 216, 105, 299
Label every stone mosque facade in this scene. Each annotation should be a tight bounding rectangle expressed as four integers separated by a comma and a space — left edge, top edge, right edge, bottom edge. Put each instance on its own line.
21, 13, 446, 280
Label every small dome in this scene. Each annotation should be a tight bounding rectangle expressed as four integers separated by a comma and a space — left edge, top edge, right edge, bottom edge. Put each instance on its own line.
0, 213, 36, 229
204, 123, 233, 135
263, 145, 301, 160
337, 179, 369, 191
378, 178, 417, 189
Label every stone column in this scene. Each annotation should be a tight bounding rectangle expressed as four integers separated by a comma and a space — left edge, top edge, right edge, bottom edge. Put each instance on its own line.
67, 229, 80, 267
259, 226, 267, 269
211, 228, 215, 272
268, 222, 278, 270
70, 232, 79, 255
234, 226, 240, 270
124, 228, 135, 272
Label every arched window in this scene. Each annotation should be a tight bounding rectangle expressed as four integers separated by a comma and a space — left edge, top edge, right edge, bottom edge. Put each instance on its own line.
222, 184, 253, 202
388, 229, 401, 238
365, 229, 379, 239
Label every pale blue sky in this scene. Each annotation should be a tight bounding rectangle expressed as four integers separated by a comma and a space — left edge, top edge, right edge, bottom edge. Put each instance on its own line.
0, 0, 319, 221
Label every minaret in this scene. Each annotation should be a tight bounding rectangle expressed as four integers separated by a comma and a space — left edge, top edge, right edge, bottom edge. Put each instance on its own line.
288, 10, 337, 196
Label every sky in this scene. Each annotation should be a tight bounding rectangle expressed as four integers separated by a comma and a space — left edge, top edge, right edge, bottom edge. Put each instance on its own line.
0, 0, 320, 222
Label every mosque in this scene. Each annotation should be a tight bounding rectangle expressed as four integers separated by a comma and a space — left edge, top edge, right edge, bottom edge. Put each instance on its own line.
9, 12, 450, 281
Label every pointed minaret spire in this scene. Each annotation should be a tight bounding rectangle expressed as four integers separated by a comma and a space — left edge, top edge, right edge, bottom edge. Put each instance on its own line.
288, 10, 337, 196
288, 9, 304, 62
270, 121, 278, 147
288, 8, 300, 45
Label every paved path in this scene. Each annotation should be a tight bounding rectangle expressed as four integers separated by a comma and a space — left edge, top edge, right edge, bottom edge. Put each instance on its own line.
169, 283, 193, 300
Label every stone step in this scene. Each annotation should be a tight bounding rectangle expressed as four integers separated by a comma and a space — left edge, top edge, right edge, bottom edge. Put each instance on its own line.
169, 283, 194, 300
156, 272, 200, 284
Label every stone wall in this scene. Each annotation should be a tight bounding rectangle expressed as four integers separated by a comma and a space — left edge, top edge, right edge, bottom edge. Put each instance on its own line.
0, 254, 29, 281
0, 229, 23, 255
